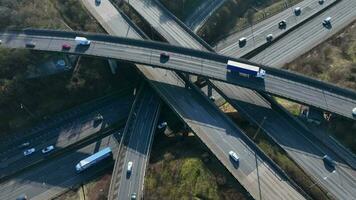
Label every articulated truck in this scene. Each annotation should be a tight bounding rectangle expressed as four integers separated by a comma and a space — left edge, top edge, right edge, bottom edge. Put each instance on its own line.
227, 60, 266, 79
75, 147, 112, 172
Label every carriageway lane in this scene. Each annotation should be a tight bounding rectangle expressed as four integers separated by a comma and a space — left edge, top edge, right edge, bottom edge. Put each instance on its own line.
1, 31, 355, 119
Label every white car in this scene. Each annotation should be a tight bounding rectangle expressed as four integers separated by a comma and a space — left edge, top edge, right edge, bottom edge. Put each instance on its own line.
266, 34, 273, 42
0, 40, 2, 44
42, 145, 55, 154
157, 122, 167, 129
127, 161, 133, 174
352, 107, 356, 117
24, 148, 35, 156
238, 37, 247, 47
294, 7, 301, 15
229, 151, 239, 163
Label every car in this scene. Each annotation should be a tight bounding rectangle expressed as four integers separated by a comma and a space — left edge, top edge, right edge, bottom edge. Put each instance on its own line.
229, 150, 239, 163
318, 0, 325, 5
352, 107, 356, 117
62, 43, 71, 50
322, 17, 332, 27
266, 34, 273, 42
131, 193, 137, 200
323, 155, 336, 168
23, 148, 35, 156
209, 95, 216, 101
160, 52, 170, 62
294, 7, 301, 16
157, 121, 167, 129
278, 20, 287, 29
95, 0, 101, 4
0, 39, 2, 44
127, 161, 133, 174
20, 142, 30, 148
16, 194, 28, 200
25, 41, 36, 48
238, 37, 247, 47
94, 114, 103, 123
42, 145, 55, 154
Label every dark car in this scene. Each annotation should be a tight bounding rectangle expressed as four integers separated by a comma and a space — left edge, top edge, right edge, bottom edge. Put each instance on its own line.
160, 52, 170, 62
16, 194, 27, 200
62, 43, 71, 50
278, 20, 287, 29
25, 41, 36, 48
323, 155, 336, 168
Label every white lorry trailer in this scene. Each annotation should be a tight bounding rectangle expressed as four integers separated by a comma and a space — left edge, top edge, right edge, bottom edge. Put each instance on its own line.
75, 37, 91, 45
75, 147, 112, 172
227, 60, 266, 78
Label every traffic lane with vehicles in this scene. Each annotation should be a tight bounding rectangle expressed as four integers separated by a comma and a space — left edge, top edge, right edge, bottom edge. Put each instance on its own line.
250, 0, 356, 66
1, 32, 355, 120
138, 66, 305, 200
217, 0, 337, 57
0, 91, 133, 149
0, 134, 120, 200
0, 95, 133, 179
116, 87, 160, 200
211, 81, 356, 199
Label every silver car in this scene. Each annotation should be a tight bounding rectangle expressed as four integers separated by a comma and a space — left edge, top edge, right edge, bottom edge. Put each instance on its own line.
24, 148, 35, 156
42, 145, 55, 154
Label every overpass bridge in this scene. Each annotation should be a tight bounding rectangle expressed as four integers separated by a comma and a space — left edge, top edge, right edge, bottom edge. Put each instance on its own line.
0, 29, 355, 120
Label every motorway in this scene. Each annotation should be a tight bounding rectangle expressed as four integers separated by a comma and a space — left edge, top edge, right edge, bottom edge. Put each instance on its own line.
139, 66, 305, 200
185, 0, 227, 32
0, 133, 121, 200
127, 0, 206, 49
126, 0, 356, 198
82, 2, 305, 199
109, 85, 160, 200
211, 81, 356, 199
0, 90, 133, 180
217, 0, 338, 57
250, 0, 356, 66
1, 31, 355, 120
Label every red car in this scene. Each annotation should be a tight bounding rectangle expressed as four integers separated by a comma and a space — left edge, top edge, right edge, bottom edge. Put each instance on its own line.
62, 43, 71, 50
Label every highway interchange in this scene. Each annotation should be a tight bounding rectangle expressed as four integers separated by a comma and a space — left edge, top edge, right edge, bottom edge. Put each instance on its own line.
0, 0, 356, 199
87, 1, 306, 199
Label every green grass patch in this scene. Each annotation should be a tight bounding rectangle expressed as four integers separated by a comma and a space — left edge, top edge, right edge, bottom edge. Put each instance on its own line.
159, 0, 204, 21
274, 97, 301, 116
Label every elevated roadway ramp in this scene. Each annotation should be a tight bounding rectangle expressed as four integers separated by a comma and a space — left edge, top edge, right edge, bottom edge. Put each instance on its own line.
80, 1, 305, 199
1, 30, 355, 120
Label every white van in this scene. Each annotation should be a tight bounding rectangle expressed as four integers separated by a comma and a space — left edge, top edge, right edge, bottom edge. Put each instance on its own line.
75, 37, 91, 45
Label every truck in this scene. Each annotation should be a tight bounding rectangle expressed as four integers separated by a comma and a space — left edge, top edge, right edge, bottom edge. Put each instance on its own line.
227, 60, 266, 78
75, 36, 91, 45
75, 147, 112, 172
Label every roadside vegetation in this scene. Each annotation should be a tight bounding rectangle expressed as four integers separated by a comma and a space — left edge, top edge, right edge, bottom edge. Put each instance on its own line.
198, 0, 302, 44
284, 20, 356, 152
220, 103, 332, 200
144, 106, 250, 200
159, 0, 204, 21
0, 0, 130, 135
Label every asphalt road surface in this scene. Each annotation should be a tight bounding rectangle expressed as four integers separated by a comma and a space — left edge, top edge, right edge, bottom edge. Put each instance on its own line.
139, 66, 305, 200
185, 0, 227, 32
250, 0, 356, 66
0, 133, 120, 200
211, 81, 356, 199
217, 0, 338, 57
82, 3, 304, 199
0, 91, 133, 180
1, 32, 354, 120
113, 85, 160, 200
